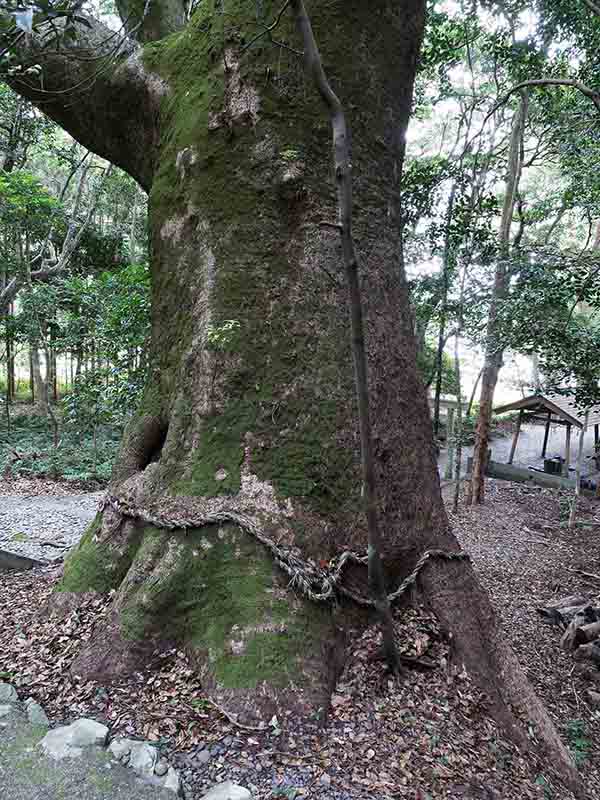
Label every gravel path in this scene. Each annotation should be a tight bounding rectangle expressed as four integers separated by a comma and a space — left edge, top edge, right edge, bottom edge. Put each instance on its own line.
0, 493, 102, 563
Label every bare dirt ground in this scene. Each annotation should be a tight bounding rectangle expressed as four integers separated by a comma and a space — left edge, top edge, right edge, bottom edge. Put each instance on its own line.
1, 476, 600, 799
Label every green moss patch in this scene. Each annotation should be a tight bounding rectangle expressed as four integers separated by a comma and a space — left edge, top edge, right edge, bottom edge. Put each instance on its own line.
175, 401, 255, 496
57, 515, 143, 594
118, 523, 330, 689
139, 1, 371, 520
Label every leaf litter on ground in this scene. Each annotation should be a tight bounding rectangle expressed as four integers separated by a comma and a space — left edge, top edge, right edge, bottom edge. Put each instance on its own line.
0, 477, 598, 798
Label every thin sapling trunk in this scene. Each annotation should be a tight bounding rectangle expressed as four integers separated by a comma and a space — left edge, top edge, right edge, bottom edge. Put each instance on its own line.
453, 332, 464, 513
433, 183, 457, 438
467, 93, 528, 505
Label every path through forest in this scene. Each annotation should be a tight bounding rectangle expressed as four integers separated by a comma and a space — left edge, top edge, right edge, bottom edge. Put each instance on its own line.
0, 486, 100, 564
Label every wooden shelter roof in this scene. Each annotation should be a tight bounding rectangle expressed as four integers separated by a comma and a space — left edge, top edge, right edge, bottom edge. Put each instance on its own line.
494, 393, 600, 429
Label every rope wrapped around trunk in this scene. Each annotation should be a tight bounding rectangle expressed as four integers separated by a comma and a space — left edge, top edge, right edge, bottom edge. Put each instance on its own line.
100, 494, 470, 608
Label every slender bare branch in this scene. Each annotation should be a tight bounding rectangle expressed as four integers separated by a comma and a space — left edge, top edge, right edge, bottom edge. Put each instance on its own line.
582, 0, 600, 16
488, 79, 600, 124
241, 0, 302, 55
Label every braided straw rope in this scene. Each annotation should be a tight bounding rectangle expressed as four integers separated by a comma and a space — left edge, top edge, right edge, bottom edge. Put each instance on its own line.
100, 494, 470, 608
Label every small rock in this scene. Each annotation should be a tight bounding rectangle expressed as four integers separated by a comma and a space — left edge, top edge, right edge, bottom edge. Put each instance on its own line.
195, 748, 211, 765
319, 773, 332, 787
108, 737, 132, 761
163, 766, 180, 794
41, 718, 109, 760
223, 736, 233, 747
0, 683, 18, 704
155, 758, 169, 777
26, 701, 49, 728
586, 689, 600, 706
201, 782, 252, 800
129, 741, 158, 777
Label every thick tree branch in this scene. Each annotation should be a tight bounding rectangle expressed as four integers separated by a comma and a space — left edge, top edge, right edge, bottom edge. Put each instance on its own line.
497, 79, 600, 115
3, 15, 164, 189
115, 0, 186, 44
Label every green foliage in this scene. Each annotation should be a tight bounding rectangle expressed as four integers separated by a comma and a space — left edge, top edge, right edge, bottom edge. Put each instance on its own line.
205, 319, 241, 352
0, 171, 63, 279
497, 253, 600, 409
0, 170, 59, 224
0, 409, 121, 482
416, 335, 459, 395
565, 719, 592, 766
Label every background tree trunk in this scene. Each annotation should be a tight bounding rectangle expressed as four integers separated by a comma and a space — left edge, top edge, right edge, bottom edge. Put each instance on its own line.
30, 344, 48, 416
5, 304, 15, 402
467, 93, 528, 505
432, 183, 457, 438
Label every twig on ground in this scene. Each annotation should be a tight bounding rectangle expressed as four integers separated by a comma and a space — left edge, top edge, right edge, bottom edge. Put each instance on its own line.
569, 569, 600, 583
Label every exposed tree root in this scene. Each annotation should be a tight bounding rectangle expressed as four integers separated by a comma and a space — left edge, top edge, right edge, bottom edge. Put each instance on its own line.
421, 557, 583, 798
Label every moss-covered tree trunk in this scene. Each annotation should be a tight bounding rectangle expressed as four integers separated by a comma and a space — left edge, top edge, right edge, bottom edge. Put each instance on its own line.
4, 0, 580, 789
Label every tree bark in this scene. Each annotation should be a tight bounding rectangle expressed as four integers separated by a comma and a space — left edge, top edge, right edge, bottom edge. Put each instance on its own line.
6, 16, 162, 190
467, 93, 528, 505
30, 344, 48, 416
4, 3, 580, 790
115, 0, 186, 44
433, 183, 457, 437
289, 0, 401, 673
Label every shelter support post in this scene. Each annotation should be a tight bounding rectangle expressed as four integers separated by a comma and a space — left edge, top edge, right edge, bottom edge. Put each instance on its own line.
563, 423, 572, 477
508, 409, 523, 465
541, 411, 552, 458
595, 424, 599, 470
444, 407, 455, 480
569, 412, 589, 529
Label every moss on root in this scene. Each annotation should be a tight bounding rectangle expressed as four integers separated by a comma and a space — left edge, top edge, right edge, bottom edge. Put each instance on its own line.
57, 516, 143, 594
117, 523, 330, 689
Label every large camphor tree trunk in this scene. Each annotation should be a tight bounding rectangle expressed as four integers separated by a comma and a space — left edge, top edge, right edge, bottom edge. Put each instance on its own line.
4, 2, 580, 789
